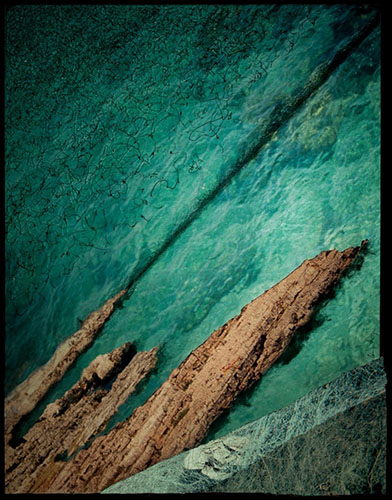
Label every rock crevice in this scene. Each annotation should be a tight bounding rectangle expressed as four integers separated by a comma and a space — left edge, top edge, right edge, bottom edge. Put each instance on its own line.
5, 343, 158, 493
4, 288, 128, 445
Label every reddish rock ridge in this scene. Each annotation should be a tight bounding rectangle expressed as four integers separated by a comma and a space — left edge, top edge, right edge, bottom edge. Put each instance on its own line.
18, 240, 366, 494
4, 288, 128, 445
5, 342, 158, 493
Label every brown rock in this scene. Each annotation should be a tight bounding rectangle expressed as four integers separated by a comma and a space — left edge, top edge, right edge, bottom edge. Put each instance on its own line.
5, 343, 158, 493
25, 241, 366, 493
4, 288, 128, 444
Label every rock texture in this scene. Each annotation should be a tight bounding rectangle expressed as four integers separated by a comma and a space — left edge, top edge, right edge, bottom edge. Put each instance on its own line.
101, 357, 385, 494
14, 241, 367, 494
4, 288, 127, 445
5, 342, 158, 494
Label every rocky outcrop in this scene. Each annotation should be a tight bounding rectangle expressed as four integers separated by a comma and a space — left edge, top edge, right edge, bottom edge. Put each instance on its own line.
4, 288, 128, 445
15, 241, 366, 493
5, 342, 158, 493
101, 357, 385, 495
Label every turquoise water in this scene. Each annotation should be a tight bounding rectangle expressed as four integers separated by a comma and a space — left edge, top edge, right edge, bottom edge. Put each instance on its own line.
5, 5, 380, 442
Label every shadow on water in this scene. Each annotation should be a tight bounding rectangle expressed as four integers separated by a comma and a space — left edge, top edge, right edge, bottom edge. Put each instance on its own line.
276, 239, 369, 368
201, 242, 368, 444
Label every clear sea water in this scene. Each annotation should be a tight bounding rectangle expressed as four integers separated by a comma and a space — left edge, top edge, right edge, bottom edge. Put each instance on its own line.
5, 5, 380, 442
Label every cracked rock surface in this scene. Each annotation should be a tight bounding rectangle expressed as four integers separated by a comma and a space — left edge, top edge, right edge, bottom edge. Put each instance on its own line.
5, 342, 158, 493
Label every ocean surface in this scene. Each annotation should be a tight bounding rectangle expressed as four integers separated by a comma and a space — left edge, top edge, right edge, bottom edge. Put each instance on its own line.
5, 5, 380, 443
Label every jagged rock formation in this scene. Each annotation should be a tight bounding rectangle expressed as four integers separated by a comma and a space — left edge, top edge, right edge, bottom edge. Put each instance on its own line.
8, 241, 366, 494
4, 288, 127, 446
101, 357, 385, 494
5, 342, 158, 493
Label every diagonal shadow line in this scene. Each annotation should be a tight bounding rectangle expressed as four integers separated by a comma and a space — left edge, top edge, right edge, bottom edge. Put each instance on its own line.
118, 13, 380, 305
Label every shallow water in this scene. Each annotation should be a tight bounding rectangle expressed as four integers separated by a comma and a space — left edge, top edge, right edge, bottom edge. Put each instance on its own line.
5, 5, 380, 442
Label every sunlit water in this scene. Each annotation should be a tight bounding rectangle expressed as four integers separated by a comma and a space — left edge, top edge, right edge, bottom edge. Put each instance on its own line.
5, 5, 380, 443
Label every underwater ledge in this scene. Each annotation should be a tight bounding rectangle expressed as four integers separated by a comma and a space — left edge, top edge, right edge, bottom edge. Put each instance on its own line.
4, 241, 369, 493
102, 356, 386, 495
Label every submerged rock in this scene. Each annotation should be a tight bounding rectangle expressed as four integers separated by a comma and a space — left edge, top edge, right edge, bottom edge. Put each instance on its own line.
12, 241, 367, 493
184, 435, 250, 481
